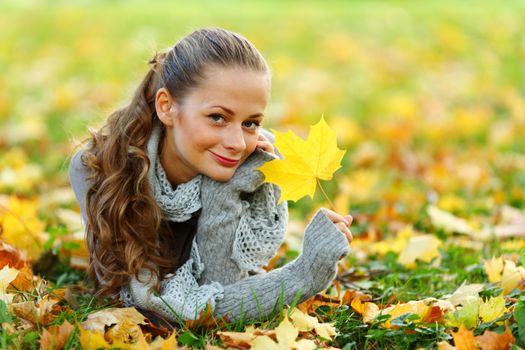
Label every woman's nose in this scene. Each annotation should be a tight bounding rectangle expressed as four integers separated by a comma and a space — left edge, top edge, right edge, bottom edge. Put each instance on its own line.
223, 126, 246, 152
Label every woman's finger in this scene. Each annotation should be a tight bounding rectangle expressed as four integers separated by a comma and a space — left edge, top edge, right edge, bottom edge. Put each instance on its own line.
256, 133, 275, 154
256, 140, 275, 154
322, 208, 351, 226
335, 222, 353, 243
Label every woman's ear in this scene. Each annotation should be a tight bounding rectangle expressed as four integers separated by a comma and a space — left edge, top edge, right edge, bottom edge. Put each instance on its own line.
155, 88, 178, 127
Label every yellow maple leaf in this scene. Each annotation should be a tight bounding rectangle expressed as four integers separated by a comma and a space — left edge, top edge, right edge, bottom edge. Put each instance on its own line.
251, 314, 298, 350
478, 296, 507, 323
484, 257, 504, 283
288, 308, 336, 340
500, 260, 525, 294
257, 116, 346, 203
0, 195, 47, 260
397, 235, 442, 268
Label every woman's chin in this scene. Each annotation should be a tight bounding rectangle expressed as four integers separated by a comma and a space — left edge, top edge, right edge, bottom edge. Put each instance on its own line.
203, 169, 236, 183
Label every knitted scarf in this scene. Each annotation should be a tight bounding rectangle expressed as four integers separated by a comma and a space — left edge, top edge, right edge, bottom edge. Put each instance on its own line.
146, 121, 202, 222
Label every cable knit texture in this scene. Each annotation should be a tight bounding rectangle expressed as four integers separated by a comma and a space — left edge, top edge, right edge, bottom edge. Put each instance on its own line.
147, 124, 202, 222
68, 120, 351, 323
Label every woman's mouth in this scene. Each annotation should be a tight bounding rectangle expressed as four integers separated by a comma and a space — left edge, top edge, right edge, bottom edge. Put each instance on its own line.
210, 151, 240, 167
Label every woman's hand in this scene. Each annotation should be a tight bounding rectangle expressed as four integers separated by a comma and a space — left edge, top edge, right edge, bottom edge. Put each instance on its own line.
256, 133, 275, 155
321, 208, 353, 243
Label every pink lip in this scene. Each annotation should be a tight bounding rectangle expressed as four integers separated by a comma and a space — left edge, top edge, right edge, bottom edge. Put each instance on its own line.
210, 151, 240, 167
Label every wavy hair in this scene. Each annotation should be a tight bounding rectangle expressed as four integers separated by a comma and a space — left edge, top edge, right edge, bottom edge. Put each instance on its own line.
79, 27, 269, 300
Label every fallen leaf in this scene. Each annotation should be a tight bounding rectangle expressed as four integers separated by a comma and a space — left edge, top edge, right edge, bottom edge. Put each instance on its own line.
500, 259, 525, 294
476, 326, 515, 350
154, 331, 178, 350
218, 327, 276, 350
485, 257, 504, 283
40, 320, 75, 350
446, 298, 480, 329
251, 315, 298, 350
9, 265, 34, 293
350, 298, 379, 323
381, 299, 434, 328
0, 239, 26, 269
11, 296, 60, 326
294, 338, 317, 350
437, 340, 457, 349
427, 206, 477, 236
478, 296, 507, 323
81, 307, 149, 346
0, 195, 48, 260
257, 116, 346, 203
398, 234, 442, 268
446, 283, 484, 306
0, 264, 18, 303
288, 308, 336, 339
81, 307, 148, 333
298, 293, 342, 314
451, 325, 477, 350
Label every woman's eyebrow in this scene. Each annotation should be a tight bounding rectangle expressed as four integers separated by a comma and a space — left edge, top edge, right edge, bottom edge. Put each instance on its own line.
210, 105, 264, 118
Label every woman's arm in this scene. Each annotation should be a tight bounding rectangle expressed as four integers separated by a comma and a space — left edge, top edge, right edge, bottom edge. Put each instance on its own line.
127, 208, 349, 323
68, 147, 92, 226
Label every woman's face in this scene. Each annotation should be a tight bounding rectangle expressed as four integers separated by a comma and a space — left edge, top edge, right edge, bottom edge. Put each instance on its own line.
158, 65, 270, 185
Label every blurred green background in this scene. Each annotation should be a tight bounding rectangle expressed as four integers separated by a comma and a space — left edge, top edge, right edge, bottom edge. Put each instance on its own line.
1, 0, 525, 236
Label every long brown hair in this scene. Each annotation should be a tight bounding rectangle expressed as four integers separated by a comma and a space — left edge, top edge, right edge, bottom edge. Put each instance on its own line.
79, 28, 269, 300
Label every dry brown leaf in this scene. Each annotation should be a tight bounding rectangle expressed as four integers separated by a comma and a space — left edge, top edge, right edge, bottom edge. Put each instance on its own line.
217, 331, 256, 350
39, 320, 74, 350
451, 325, 477, 350
0, 239, 26, 269
11, 296, 60, 326
350, 298, 379, 323
218, 327, 276, 350
81, 307, 151, 347
297, 293, 342, 314
105, 318, 145, 345
185, 302, 224, 329
476, 326, 515, 350
341, 289, 373, 306
9, 264, 34, 293
81, 307, 148, 333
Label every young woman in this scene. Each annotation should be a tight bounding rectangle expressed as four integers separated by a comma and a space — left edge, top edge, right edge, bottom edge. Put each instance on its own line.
69, 27, 353, 327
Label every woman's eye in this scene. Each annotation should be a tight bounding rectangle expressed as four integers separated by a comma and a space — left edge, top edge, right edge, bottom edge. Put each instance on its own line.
243, 121, 261, 130
209, 114, 225, 123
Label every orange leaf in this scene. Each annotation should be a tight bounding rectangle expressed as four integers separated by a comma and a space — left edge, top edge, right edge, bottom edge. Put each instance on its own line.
476, 326, 515, 350
297, 293, 342, 314
11, 296, 60, 326
341, 289, 372, 306
0, 239, 26, 269
40, 320, 75, 350
9, 265, 34, 293
452, 325, 477, 350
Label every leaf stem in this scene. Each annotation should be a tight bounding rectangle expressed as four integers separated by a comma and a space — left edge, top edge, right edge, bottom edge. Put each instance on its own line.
316, 178, 336, 211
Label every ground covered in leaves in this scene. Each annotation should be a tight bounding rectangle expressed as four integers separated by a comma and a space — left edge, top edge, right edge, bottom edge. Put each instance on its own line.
1, 0, 525, 349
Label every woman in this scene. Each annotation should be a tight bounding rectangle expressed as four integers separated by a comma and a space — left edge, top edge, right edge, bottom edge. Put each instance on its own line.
69, 27, 353, 327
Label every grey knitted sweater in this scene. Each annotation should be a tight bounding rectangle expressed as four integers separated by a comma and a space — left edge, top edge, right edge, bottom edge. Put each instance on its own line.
68, 126, 350, 323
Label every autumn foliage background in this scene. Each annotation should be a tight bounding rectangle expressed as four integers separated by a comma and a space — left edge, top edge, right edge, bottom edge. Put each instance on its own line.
1, 0, 525, 349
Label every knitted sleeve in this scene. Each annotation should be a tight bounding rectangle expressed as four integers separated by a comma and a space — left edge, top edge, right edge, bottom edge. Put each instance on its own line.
124, 208, 350, 323
230, 182, 289, 273
121, 240, 225, 321
68, 147, 91, 226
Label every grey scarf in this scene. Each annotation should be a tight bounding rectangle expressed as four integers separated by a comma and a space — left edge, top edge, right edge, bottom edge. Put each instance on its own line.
146, 121, 202, 222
